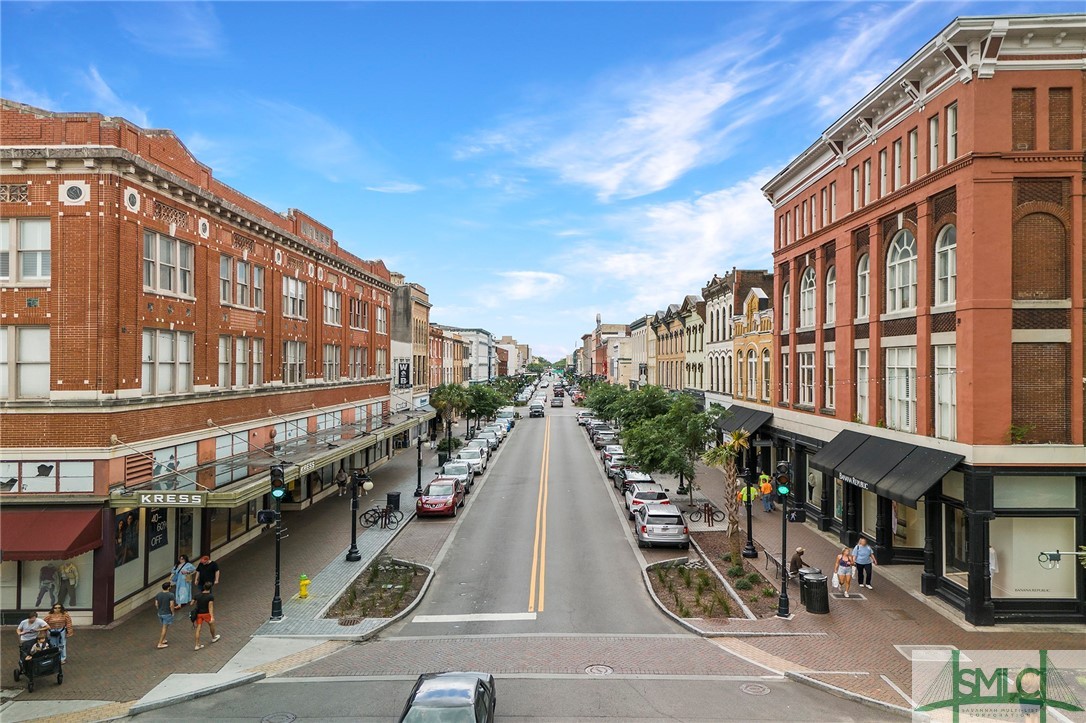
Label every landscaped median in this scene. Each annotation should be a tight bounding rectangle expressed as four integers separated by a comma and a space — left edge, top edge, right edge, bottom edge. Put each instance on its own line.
326, 555, 432, 625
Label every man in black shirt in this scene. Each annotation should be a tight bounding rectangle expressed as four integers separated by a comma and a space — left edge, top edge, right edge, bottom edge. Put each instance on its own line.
195, 554, 220, 593
192, 582, 221, 650
151, 581, 177, 649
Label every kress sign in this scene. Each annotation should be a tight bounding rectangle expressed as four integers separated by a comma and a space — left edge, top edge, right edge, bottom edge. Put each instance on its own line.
136, 491, 208, 507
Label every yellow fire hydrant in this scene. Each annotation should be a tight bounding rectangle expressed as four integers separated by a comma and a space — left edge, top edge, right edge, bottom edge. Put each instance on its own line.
299, 574, 310, 599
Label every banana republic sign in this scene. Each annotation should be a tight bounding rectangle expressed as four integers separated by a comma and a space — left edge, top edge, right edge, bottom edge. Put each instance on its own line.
838, 472, 872, 490
136, 491, 208, 507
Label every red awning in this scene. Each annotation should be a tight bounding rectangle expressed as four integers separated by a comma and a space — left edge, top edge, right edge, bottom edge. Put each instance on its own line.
0, 508, 104, 562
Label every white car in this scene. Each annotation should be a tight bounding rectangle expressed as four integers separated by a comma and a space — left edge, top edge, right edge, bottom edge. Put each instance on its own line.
625, 483, 670, 519
475, 431, 500, 450
600, 444, 624, 463
483, 423, 506, 440
464, 439, 491, 462
456, 448, 486, 476
441, 460, 474, 490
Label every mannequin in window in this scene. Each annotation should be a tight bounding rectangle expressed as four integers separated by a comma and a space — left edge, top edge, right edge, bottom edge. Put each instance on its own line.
58, 561, 79, 607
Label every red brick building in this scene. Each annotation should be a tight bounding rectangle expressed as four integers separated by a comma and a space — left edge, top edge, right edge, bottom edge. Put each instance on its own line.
0, 101, 431, 623
495, 346, 509, 377
762, 16, 1083, 624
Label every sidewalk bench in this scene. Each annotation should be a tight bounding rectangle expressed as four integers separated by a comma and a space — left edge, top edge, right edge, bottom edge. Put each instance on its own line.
764, 550, 794, 584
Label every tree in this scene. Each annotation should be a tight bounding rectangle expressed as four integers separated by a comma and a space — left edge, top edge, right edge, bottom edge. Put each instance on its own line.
623, 394, 716, 503
466, 384, 504, 423
430, 383, 469, 435
701, 429, 751, 559
614, 385, 672, 430
585, 383, 629, 423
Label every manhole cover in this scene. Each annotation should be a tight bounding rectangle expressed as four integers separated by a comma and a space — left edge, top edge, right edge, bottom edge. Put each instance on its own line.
740, 683, 771, 696
585, 664, 614, 676
261, 715, 298, 723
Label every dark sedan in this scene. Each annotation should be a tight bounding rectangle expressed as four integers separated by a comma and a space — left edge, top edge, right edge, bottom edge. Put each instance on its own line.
399, 671, 496, 722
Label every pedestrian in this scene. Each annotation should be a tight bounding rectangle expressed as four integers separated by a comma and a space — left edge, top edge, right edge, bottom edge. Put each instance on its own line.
151, 581, 177, 649
192, 582, 220, 650
852, 537, 877, 590
759, 472, 776, 512
195, 554, 220, 594
737, 481, 759, 506
429, 437, 437, 451
44, 603, 74, 663
834, 546, 855, 597
335, 467, 348, 497
171, 554, 196, 606
16, 611, 50, 653
23, 630, 53, 662
788, 547, 808, 578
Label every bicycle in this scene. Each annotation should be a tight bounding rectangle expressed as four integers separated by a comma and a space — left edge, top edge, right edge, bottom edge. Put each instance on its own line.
687, 503, 725, 523
359, 505, 404, 529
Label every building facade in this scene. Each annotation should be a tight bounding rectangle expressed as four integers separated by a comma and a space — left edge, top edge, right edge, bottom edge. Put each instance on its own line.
628, 315, 652, 388
651, 305, 684, 390
679, 295, 706, 396
762, 15, 1084, 625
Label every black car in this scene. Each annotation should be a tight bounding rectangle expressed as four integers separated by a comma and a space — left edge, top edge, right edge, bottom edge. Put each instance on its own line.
399, 671, 496, 722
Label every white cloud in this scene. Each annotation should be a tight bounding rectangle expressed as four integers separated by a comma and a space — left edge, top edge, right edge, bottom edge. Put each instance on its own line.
365, 182, 424, 194
115, 2, 225, 59
1, 70, 58, 112
81, 66, 150, 127
472, 271, 567, 309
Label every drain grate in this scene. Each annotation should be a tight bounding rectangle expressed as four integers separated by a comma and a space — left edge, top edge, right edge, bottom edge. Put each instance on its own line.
585, 664, 614, 676
740, 683, 771, 696
261, 715, 298, 723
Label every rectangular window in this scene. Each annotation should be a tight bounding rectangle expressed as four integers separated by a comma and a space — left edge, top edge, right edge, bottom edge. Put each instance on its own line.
235, 337, 249, 388
928, 115, 940, 171
878, 150, 887, 196
2, 219, 52, 283
141, 328, 193, 396
282, 277, 307, 319
144, 230, 193, 296
851, 167, 860, 210
219, 256, 232, 303
0, 326, 50, 399
855, 349, 869, 424
282, 340, 306, 384
349, 298, 363, 329
348, 346, 364, 379
784, 211, 791, 244
252, 267, 264, 310
1011, 88, 1036, 151
892, 140, 902, 189
886, 346, 917, 432
218, 336, 231, 388
946, 103, 958, 161
801, 200, 808, 236
823, 350, 835, 409
236, 261, 250, 307
934, 345, 957, 441
323, 289, 342, 326
862, 159, 872, 204
323, 344, 340, 382
908, 129, 918, 181
375, 347, 387, 375
798, 352, 814, 407
762, 352, 771, 401
829, 182, 837, 222
251, 338, 264, 386
376, 306, 387, 334
820, 188, 828, 227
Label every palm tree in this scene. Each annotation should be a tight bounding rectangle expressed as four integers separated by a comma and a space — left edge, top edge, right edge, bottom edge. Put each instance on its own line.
701, 429, 750, 559
430, 383, 469, 436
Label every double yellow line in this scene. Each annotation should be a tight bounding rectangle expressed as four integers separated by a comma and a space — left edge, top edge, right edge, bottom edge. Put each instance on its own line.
527, 417, 550, 612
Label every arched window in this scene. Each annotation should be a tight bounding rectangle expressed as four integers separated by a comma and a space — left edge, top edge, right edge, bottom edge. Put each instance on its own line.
761, 348, 771, 400
856, 254, 870, 318
725, 353, 733, 394
747, 350, 757, 398
825, 266, 836, 324
780, 283, 791, 331
935, 225, 956, 305
887, 230, 918, 312
799, 267, 816, 328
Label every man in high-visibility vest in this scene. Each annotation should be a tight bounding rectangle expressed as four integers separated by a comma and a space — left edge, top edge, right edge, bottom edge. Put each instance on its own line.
737, 481, 759, 504
758, 471, 776, 512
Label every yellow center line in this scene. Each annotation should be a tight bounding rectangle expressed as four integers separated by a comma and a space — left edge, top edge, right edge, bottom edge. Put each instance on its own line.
528, 417, 550, 613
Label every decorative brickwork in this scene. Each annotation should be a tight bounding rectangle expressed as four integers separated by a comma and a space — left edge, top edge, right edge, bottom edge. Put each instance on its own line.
881, 316, 917, 337
1011, 342, 1071, 443
854, 323, 869, 340
932, 187, 957, 224
1012, 211, 1069, 300
0, 183, 28, 202
823, 327, 835, 343
779, 333, 789, 347
1012, 308, 1070, 329
795, 331, 815, 346
905, 207, 917, 226
1011, 88, 1036, 150
1048, 88, 1072, 150
1015, 178, 1068, 208
853, 226, 869, 252
152, 199, 191, 230
931, 312, 956, 333
231, 233, 255, 252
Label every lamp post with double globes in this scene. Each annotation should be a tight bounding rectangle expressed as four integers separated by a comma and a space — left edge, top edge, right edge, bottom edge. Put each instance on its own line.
741, 468, 758, 558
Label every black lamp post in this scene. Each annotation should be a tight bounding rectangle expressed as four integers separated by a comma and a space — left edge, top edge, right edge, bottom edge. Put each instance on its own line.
741, 467, 758, 558
776, 460, 792, 618
414, 435, 424, 496
346, 472, 362, 562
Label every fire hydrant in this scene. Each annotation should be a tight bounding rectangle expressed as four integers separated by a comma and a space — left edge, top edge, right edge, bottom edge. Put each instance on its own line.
299, 574, 310, 599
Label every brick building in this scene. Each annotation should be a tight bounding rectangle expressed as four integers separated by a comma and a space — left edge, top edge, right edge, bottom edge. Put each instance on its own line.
0, 101, 432, 624
761, 16, 1083, 624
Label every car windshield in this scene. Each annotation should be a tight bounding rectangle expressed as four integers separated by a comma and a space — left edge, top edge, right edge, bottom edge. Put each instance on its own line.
402, 706, 477, 722
426, 483, 454, 496
443, 463, 469, 475
647, 514, 683, 525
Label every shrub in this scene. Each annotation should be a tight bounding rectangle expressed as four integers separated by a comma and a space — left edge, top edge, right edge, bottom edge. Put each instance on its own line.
678, 567, 693, 588
697, 571, 711, 587
746, 573, 762, 586
734, 579, 753, 591
727, 565, 745, 578
713, 592, 731, 617
677, 602, 690, 617
720, 552, 733, 563
655, 567, 667, 584
695, 579, 708, 596
762, 587, 776, 598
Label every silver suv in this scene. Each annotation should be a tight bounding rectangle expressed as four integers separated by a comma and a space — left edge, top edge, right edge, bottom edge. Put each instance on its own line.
635, 504, 689, 549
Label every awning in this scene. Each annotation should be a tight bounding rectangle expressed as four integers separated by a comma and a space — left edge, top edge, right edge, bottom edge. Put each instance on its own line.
809, 430, 964, 507
715, 404, 772, 435
1, 508, 103, 561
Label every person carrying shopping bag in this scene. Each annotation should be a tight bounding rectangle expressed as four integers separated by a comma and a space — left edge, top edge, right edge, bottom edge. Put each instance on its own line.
834, 547, 855, 598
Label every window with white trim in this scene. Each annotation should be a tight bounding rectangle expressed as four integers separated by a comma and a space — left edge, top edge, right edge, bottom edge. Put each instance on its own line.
908, 129, 918, 181
935, 225, 957, 305
810, 194, 817, 231
780, 282, 791, 331
887, 230, 918, 312
219, 256, 232, 303
856, 254, 870, 318
375, 347, 387, 375
282, 340, 306, 384
0, 460, 95, 494
218, 336, 231, 387
0, 218, 51, 284
798, 352, 815, 407
323, 289, 342, 326
855, 349, 869, 424
946, 103, 958, 161
885, 346, 916, 432
141, 328, 193, 396
928, 115, 940, 171
829, 182, 837, 221
878, 150, 887, 196
780, 350, 790, 403
747, 350, 757, 399
376, 306, 387, 334
784, 211, 791, 244
863, 159, 872, 205
235, 337, 250, 388
820, 188, 828, 227
823, 350, 835, 409
934, 344, 957, 441
799, 267, 816, 328
236, 261, 251, 307
801, 200, 808, 236
825, 266, 836, 325
762, 349, 771, 401
252, 338, 264, 386
851, 167, 860, 211
348, 346, 365, 379
283, 277, 307, 319
0, 326, 50, 399
892, 140, 902, 190
348, 298, 365, 329
323, 344, 341, 382
144, 230, 192, 296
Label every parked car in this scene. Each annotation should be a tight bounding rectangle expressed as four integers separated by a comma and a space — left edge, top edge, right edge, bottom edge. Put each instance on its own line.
593, 430, 618, 448
416, 477, 467, 518
456, 448, 486, 475
398, 671, 496, 722
482, 424, 506, 441
625, 482, 670, 519
614, 468, 655, 493
550, 397, 564, 407
605, 454, 628, 478
496, 408, 516, 428
476, 431, 499, 450
529, 403, 545, 418
586, 421, 611, 438
600, 444, 624, 463
441, 460, 474, 490
635, 504, 690, 549
464, 439, 491, 463
576, 411, 596, 426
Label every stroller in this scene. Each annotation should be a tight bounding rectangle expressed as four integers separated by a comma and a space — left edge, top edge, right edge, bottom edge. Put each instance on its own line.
13, 632, 63, 692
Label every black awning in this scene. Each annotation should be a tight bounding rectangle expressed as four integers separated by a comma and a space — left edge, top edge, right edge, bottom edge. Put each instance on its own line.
715, 405, 772, 435
836, 435, 914, 492
808, 429, 867, 475
877, 446, 964, 506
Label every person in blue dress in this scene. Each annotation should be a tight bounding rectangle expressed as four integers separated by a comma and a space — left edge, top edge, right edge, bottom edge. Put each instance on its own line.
171, 554, 196, 606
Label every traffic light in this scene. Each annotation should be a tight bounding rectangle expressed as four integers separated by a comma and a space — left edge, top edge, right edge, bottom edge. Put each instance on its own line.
270, 464, 286, 499
775, 461, 791, 502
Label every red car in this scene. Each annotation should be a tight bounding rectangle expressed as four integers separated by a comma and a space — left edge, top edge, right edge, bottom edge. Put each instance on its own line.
416, 476, 466, 518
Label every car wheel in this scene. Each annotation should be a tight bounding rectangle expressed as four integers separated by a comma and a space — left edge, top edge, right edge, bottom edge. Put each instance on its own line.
681, 543, 690, 550
628, 509, 634, 520
637, 540, 647, 548
450, 505, 457, 518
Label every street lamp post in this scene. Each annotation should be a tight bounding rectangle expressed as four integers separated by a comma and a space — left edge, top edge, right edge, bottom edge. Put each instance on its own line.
269, 464, 287, 621
414, 435, 424, 496
741, 468, 758, 558
469, 408, 476, 439
776, 461, 792, 618
346, 472, 362, 561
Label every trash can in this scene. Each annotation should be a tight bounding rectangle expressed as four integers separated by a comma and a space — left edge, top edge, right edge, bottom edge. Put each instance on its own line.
437, 452, 449, 466
798, 567, 822, 607
386, 491, 401, 512
805, 574, 830, 614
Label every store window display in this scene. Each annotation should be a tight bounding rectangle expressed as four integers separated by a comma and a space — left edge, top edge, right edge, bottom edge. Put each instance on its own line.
17, 551, 93, 610
990, 517, 1076, 599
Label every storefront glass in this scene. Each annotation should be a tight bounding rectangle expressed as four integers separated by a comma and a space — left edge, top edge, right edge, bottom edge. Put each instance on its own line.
943, 471, 964, 501
113, 507, 145, 601
145, 507, 174, 586
892, 499, 925, 548
229, 503, 248, 540
208, 507, 230, 550
1, 561, 18, 610
862, 489, 877, 538
833, 478, 844, 521
993, 476, 1076, 509
943, 506, 968, 587
177, 508, 200, 561
807, 467, 823, 511
990, 517, 1076, 599
17, 550, 94, 610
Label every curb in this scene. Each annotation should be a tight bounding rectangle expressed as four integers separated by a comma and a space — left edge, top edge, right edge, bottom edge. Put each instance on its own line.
126, 671, 265, 716
785, 671, 926, 721
330, 559, 436, 641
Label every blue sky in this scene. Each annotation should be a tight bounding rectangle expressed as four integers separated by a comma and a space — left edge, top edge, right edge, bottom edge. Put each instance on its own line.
1, 1, 1074, 361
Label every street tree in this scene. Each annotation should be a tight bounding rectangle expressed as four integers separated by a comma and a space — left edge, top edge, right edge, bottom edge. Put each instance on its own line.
614, 385, 672, 430
623, 394, 716, 503
430, 383, 468, 435
466, 384, 504, 423
701, 428, 751, 559
585, 383, 629, 423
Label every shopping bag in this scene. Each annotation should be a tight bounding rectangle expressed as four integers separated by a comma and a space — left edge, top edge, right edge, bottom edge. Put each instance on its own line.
831, 574, 840, 589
